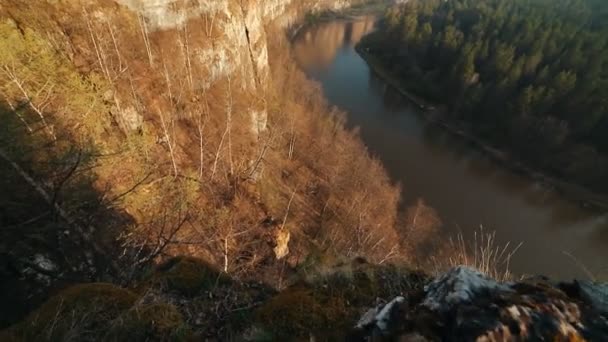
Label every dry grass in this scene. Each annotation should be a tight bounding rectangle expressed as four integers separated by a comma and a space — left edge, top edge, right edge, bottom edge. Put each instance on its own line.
429, 226, 523, 281
562, 251, 608, 282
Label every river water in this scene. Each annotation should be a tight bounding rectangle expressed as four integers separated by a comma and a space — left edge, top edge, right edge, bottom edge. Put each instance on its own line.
292, 17, 608, 280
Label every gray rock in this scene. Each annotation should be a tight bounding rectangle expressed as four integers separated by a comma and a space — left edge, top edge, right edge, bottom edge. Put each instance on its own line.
578, 280, 608, 313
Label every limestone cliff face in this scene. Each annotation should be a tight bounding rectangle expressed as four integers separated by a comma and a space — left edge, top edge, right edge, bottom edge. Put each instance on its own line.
115, 0, 350, 135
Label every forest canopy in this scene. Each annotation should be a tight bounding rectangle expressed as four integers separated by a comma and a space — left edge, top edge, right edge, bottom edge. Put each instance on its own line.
361, 0, 608, 191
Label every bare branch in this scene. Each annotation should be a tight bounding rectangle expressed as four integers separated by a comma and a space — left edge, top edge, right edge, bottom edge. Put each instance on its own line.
0, 147, 120, 276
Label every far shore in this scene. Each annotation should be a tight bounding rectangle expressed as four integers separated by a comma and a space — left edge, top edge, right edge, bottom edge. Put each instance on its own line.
355, 44, 608, 212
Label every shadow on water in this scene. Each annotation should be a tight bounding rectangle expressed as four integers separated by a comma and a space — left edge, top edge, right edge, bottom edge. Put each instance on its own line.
292, 17, 608, 280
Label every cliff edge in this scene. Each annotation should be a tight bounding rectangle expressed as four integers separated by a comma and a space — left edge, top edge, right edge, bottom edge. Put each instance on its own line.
2, 259, 607, 340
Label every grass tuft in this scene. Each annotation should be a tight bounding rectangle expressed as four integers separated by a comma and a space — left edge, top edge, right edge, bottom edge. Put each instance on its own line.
430, 226, 523, 281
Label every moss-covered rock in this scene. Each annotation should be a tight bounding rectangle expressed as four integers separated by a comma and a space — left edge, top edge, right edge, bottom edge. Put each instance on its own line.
255, 260, 428, 340
9, 283, 137, 341
256, 286, 352, 340
153, 257, 230, 296
108, 302, 190, 341
170, 276, 276, 339
0, 329, 20, 342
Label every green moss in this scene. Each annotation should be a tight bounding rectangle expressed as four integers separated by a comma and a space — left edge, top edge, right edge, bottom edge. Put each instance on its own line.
256, 260, 428, 340
154, 257, 230, 296
11, 283, 137, 341
256, 266, 372, 338
0, 329, 20, 342
256, 286, 352, 340
108, 302, 190, 341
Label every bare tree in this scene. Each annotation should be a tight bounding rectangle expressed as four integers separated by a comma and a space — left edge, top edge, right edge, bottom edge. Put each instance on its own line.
211, 122, 228, 180
125, 210, 189, 267
211, 75, 235, 180
163, 59, 174, 103
402, 198, 442, 257
83, 7, 112, 84
202, 5, 218, 38
246, 132, 273, 179
0, 146, 120, 275
179, 9, 194, 90
105, 19, 128, 73
1, 65, 56, 140
288, 125, 296, 160
196, 109, 207, 180
223, 221, 232, 273
1, 91, 32, 133
226, 76, 234, 175
138, 13, 154, 67
158, 108, 179, 178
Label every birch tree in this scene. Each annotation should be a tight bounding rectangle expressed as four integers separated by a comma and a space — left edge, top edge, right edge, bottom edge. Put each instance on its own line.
0, 20, 109, 138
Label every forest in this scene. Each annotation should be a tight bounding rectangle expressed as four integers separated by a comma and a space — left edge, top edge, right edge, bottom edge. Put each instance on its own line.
360, 0, 608, 193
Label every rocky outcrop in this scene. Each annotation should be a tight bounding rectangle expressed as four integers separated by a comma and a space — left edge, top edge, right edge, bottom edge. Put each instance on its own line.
354, 267, 608, 341
9, 256, 606, 340
115, 0, 351, 135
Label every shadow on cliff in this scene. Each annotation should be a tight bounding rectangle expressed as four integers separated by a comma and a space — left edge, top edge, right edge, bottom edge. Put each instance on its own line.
0, 104, 136, 327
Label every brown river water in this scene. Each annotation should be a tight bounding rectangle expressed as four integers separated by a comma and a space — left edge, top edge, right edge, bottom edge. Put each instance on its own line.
292, 17, 608, 280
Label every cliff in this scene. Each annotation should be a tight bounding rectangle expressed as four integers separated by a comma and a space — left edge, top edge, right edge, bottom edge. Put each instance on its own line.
112, 0, 353, 135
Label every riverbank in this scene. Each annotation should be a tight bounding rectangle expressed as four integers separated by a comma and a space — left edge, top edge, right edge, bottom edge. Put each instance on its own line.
355, 43, 608, 212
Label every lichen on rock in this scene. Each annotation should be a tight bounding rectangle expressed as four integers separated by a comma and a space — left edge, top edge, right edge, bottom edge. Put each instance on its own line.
422, 266, 512, 312
354, 266, 608, 341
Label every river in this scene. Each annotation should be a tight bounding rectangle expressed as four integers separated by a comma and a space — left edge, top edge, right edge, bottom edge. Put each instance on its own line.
292, 17, 608, 280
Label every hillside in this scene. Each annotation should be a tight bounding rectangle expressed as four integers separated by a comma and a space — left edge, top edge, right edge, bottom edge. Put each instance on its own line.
0, 0, 414, 328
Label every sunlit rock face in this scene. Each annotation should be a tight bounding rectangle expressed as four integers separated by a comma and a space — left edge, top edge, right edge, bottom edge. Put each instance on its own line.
353, 267, 608, 341
114, 0, 351, 135
114, 0, 202, 29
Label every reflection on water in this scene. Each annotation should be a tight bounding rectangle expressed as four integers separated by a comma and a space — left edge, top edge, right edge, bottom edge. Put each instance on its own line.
293, 17, 376, 70
292, 17, 608, 280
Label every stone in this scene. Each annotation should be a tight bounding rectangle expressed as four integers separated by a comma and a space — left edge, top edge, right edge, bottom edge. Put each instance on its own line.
355, 266, 608, 341
273, 228, 290, 259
